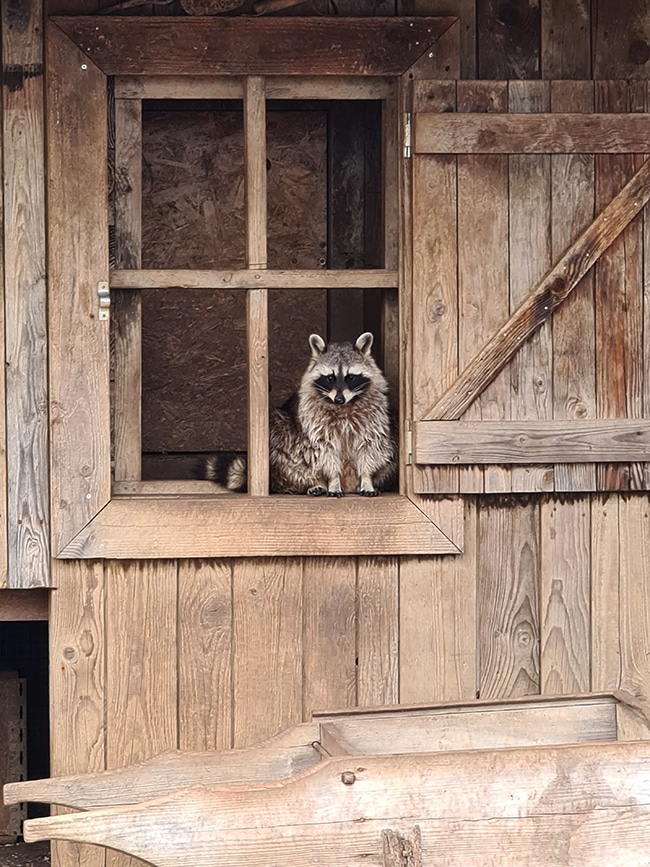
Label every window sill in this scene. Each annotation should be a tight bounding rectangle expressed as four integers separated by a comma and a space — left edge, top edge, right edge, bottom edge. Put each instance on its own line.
55, 493, 462, 559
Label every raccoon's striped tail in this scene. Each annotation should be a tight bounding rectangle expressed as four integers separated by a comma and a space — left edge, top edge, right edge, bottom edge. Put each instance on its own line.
200, 452, 248, 493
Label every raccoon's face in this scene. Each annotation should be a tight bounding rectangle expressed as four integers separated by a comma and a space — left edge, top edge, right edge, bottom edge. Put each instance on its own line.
307, 332, 375, 406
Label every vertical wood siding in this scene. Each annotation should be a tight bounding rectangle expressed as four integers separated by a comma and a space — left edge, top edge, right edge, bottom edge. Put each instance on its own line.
2, 3, 648, 865
1, 0, 48, 586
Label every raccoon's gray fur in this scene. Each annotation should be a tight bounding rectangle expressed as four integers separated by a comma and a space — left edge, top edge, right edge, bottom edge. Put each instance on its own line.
204, 332, 397, 497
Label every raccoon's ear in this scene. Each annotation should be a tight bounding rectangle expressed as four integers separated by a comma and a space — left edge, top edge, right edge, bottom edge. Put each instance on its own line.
355, 332, 374, 356
309, 334, 326, 356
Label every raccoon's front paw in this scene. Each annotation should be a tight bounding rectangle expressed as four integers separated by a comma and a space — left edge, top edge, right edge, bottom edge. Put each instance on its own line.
359, 489, 380, 497
328, 490, 344, 498
307, 485, 327, 497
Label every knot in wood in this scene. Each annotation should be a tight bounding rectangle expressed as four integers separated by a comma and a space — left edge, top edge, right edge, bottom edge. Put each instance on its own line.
341, 771, 356, 785
548, 276, 566, 298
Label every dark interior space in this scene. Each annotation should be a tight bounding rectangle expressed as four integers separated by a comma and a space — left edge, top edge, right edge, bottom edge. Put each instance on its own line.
0, 622, 50, 820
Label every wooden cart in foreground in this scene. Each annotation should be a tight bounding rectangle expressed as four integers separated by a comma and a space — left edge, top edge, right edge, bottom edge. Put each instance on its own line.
5, 692, 650, 866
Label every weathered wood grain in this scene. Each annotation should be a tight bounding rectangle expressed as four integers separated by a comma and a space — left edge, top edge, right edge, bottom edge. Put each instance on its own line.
57, 495, 461, 558
233, 558, 302, 747
593, 0, 650, 79
414, 420, 650, 464
595, 81, 644, 490
550, 80, 597, 491
22, 742, 650, 866
410, 78, 458, 494
47, 23, 111, 553
115, 75, 394, 101
508, 81, 552, 492
320, 701, 617, 755
3, 0, 49, 586
415, 111, 650, 154
52, 17, 457, 76
541, 0, 592, 79
357, 557, 399, 707
398, 0, 476, 78
399, 500, 477, 703
478, 502, 539, 698
458, 82, 510, 494
49, 560, 106, 867
302, 557, 356, 717
178, 560, 233, 751
105, 564, 176, 867
590, 494, 622, 692
540, 500, 590, 694
105, 561, 177, 770
110, 269, 399, 289
6, 721, 321, 810
425, 155, 650, 423
478, 0, 541, 79
244, 77, 269, 496
112, 97, 142, 483
411, 153, 458, 493
618, 496, 650, 700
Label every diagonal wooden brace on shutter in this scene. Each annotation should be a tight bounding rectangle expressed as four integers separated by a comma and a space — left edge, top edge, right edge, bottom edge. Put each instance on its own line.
422, 156, 650, 422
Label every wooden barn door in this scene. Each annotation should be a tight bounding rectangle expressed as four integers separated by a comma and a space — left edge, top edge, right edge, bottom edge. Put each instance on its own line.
409, 80, 650, 495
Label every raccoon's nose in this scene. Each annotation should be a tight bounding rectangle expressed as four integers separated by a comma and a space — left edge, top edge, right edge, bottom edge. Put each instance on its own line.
334, 393, 345, 405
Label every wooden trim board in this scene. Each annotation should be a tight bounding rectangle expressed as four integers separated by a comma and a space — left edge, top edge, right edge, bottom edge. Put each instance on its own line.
415, 420, 650, 464
114, 75, 395, 101
55, 495, 462, 559
46, 18, 464, 559
51, 17, 458, 77
110, 269, 399, 290
415, 112, 650, 154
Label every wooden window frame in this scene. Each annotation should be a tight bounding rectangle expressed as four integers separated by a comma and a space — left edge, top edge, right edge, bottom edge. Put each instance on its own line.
47, 16, 463, 559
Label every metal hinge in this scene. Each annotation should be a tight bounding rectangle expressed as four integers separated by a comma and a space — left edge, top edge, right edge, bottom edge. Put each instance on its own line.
403, 112, 412, 158
406, 420, 413, 465
98, 281, 110, 321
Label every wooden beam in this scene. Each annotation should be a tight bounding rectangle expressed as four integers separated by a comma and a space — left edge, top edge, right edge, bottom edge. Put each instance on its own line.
2, 0, 49, 587
415, 112, 650, 154
424, 157, 650, 421
112, 97, 142, 482
56, 495, 461, 559
114, 75, 394, 101
245, 76, 269, 497
414, 420, 650, 465
110, 269, 398, 289
46, 23, 111, 553
20, 741, 650, 866
5, 721, 321, 810
51, 17, 457, 77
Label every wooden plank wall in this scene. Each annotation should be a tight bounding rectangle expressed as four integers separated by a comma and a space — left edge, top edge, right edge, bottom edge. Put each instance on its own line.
0, 0, 645, 864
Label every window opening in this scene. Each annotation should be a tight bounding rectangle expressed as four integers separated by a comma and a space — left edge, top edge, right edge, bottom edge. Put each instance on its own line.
110, 81, 398, 493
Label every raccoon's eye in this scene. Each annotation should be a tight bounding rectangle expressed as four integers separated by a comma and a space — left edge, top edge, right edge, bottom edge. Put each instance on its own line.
345, 374, 361, 386
326, 374, 336, 384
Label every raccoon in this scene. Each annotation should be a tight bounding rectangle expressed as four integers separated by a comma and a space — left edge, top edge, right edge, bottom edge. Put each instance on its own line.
204, 332, 397, 497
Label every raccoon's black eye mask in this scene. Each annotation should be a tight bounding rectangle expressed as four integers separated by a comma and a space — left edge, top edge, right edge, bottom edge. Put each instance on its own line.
314, 371, 370, 395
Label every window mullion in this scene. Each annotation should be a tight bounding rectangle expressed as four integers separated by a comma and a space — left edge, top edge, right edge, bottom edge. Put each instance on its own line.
112, 96, 143, 484
244, 75, 269, 496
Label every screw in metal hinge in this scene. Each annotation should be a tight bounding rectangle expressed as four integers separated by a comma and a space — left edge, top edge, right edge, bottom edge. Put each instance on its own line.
403, 112, 412, 159
98, 282, 110, 321
406, 420, 413, 465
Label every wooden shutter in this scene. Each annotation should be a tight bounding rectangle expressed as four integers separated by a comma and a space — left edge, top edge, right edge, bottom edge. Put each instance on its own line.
410, 80, 650, 495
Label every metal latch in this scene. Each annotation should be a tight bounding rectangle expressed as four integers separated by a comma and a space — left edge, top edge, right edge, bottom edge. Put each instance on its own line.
98, 282, 110, 321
